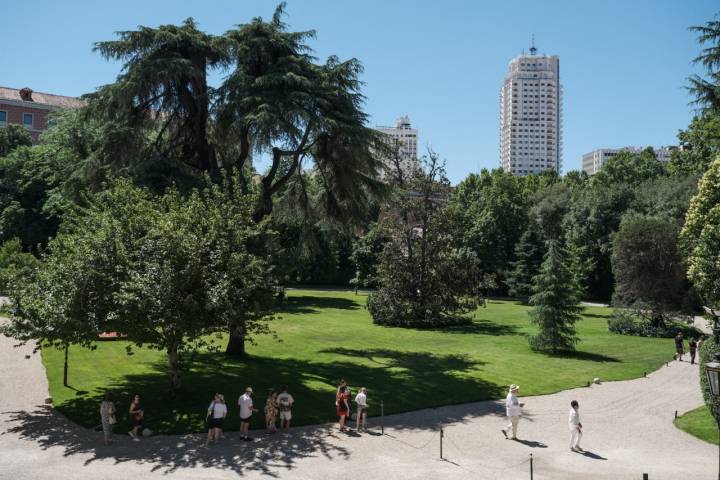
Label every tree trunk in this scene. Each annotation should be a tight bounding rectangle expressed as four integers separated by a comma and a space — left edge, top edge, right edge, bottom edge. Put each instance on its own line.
63, 344, 69, 387
167, 344, 181, 389
225, 323, 246, 356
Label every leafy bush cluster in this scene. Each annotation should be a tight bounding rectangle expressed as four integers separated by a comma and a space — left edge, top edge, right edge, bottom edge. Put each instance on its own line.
608, 309, 702, 338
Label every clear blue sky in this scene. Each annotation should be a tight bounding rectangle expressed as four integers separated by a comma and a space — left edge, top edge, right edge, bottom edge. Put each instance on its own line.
2, 0, 717, 182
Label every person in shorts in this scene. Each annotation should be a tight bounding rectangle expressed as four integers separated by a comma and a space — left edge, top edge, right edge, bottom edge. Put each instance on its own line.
128, 394, 144, 442
238, 387, 256, 441
276, 385, 294, 432
355, 387, 368, 432
206, 393, 227, 446
674, 331, 684, 361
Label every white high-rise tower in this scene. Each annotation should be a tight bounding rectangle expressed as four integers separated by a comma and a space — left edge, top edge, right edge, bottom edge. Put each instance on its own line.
500, 41, 562, 175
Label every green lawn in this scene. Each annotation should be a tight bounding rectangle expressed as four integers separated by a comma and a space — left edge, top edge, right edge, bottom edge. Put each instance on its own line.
42, 289, 673, 434
675, 405, 719, 445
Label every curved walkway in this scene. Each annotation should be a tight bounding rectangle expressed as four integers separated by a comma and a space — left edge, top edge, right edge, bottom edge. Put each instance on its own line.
0, 331, 715, 480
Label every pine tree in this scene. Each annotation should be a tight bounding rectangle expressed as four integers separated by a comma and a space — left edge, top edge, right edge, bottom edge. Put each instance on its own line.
506, 223, 545, 299
528, 240, 583, 353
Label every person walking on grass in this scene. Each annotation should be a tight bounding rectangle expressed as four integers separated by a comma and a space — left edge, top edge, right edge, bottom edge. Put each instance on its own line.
206, 393, 227, 446
689, 338, 698, 365
674, 331, 684, 361
99, 392, 116, 445
276, 385, 294, 433
128, 394, 144, 442
569, 400, 584, 452
238, 387, 256, 441
355, 387, 368, 432
501, 384, 524, 440
264, 389, 278, 434
336, 385, 351, 432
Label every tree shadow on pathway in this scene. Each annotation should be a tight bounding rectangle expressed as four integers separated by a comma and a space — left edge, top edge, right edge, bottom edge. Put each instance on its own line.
2, 405, 349, 477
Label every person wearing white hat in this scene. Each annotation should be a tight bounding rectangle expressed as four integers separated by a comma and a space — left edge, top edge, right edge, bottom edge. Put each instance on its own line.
501, 384, 524, 440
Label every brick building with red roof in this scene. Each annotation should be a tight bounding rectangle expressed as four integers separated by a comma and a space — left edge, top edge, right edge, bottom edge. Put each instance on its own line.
0, 86, 84, 142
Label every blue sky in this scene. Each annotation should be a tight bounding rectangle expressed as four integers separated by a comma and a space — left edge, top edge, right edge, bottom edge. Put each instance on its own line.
2, 0, 717, 182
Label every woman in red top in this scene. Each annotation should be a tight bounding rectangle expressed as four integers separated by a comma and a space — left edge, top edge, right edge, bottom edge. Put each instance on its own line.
336, 386, 351, 432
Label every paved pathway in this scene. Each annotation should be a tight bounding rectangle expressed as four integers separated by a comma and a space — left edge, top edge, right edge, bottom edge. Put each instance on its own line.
0, 331, 715, 480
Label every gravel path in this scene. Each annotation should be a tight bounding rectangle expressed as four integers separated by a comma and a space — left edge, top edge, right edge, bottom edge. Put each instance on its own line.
0, 330, 715, 480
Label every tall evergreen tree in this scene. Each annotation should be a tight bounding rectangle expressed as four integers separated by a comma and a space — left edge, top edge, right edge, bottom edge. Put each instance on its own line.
506, 223, 545, 299
528, 240, 583, 353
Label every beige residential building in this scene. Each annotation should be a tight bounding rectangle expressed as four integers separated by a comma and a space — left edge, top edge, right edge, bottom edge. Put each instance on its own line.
376, 115, 419, 178
581, 146, 678, 175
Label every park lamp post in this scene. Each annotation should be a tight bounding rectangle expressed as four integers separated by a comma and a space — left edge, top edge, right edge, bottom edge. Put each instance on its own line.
705, 352, 720, 480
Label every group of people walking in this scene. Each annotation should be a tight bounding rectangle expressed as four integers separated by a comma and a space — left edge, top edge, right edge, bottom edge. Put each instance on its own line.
502, 384, 586, 453
97, 381, 369, 445
674, 331, 704, 364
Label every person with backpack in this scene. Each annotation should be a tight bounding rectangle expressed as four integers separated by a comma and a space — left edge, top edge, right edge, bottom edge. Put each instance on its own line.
276, 385, 295, 433
206, 393, 227, 446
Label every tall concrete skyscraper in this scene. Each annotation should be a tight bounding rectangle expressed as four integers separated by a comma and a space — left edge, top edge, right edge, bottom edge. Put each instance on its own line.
500, 42, 562, 175
376, 115, 419, 177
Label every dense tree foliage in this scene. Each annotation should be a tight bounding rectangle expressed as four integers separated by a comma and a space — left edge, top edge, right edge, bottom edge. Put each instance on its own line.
0, 124, 32, 157
368, 154, 483, 327
506, 223, 545, 299
680, 157, 720, 307
2, 175, 275, 387
611, 216, 690, 326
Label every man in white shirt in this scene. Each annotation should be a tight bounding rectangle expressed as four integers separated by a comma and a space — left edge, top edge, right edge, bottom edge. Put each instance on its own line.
569, 400, 583, 452
276, 385, 294, 432
501, 384, 524, 440
238, 387, 256, 441
354, 387, 368, 432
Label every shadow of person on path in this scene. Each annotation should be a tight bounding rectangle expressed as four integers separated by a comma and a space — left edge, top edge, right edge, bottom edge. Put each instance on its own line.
513, 438, 547, 448
2, 405, 350, 477
578, 450, 607, 460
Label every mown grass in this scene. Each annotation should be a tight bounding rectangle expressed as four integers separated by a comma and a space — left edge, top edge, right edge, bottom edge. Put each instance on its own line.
42, 289, 673, 434
675, 405, 719, 445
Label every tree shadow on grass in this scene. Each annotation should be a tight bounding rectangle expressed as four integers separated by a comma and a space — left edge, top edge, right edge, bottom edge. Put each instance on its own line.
582, 313, 611, 319
277, 295, 360, 315
35, 348, 505, 436
544, 350, 621, 363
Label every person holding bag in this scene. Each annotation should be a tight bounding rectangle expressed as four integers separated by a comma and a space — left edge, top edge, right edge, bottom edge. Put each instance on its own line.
206, 393, 227, 446
99, 392, 116, 445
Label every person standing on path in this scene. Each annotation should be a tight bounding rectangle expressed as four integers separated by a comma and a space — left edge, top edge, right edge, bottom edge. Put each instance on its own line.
355, 387, 368, 432
674, 331, 684, 361
689, 338, 698, 365
99, 392, 116, 445
336, 385, 351, 432
501, 384, 524, 440
264, 389, 278, 434
276, 385, 294, 433
238, 387, 256, 441
128, 394, 144, 442
206, 393, 227, 446
569, 400, 584, 452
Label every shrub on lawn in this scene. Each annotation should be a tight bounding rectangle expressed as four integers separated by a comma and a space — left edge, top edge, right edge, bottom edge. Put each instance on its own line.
608, 309, 702, 338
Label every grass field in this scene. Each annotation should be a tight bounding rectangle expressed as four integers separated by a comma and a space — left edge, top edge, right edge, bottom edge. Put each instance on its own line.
675, 405, 719, 445
42, 289, 674, 434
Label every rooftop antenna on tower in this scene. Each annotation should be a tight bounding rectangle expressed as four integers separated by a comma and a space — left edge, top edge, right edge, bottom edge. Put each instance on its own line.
530, 34, 537, 56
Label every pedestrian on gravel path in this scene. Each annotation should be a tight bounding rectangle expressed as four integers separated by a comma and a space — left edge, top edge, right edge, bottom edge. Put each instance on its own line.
569, 400, 584, 452
276, 385, 294, 433
501, 384, 524, 440
674, 331, 684, 361
238, 387, 256, 441
264, 389, 278, 434
689, 338, 698, 365
128, 394, 144, 441
355, 387, 368, 432
99, 392, 116, 445
336, 385, 351, 432
206, 393, 227, 446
